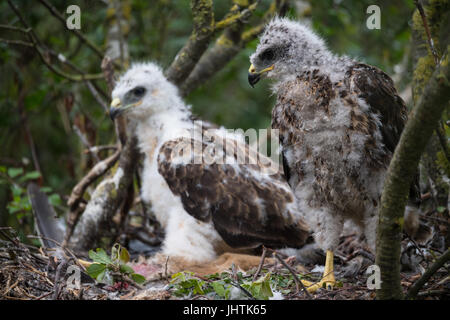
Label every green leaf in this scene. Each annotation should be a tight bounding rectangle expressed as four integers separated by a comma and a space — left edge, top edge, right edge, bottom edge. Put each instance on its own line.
192, 279, 205, 295
40, 187, 52, 193
119, 247, 130, 264
211, 281, 225, 297
87, 263, 106, 279
11, 185, 23, 197
97, 269, 107, 283
88, 248, 112, 265
20, 171, 41, 181
119, 263, 134, 274
48, 194, 62, 207
111, 243, 120, 261
242, 273, 273, 300
131, 273, 146, 284
7, 204, 21, 214
437, 206, 446, 213
8, 167, 23, 178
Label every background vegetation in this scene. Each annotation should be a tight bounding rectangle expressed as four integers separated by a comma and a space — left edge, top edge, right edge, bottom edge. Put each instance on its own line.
0, 1, 447, 244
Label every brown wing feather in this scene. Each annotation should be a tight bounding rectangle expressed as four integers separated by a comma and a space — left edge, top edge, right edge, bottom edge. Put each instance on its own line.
346, 63, 408, 154
347, 63, 420, 204
157, 135, 309, 249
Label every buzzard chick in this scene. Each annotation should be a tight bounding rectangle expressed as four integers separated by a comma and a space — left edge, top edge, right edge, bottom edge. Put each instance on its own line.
109, 62, 309, 275
248, 18, 421, 291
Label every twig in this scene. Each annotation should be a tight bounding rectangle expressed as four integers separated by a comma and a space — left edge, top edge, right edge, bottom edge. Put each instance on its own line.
253, 246, 267, 281
0, 24, 31, 33
0, 228, 20, 246
414, 1, 450, 163
6, 1, 104, 82
52, 258, 69, 300
414, 0, 440, 65
406, 248, 450, 299
406, 234, 427, 264
67, 149, 121, 211
164, 256, 170, 282
417, 289, 448, 297
6, 0, 43, 47
0, 38, 34, 47
26, 235, 83, 272
83, 145, 117, 154
84, 81, 109, 112
230, 281, 256, 300
271, 249, 313, 299
37, 0, 105, 61
35, 291, 53, 300
73, 125, 101, 163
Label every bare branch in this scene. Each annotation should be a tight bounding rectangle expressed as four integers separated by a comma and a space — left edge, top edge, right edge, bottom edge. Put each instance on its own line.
180, 0, 284, 96
376, 53, 450, 299
0, 38, 34, 47
101, 56, 117, 93
67, 149, 121, 211
37, 0, 105, 60
252, 246, 267, 281
214, 1, 259, 31
406, 248, 450, 299
68, 134, 140, 252
6, 2, 104, 83
414, 0, 440, 65
165, 0, 214, 86
0, 24, 31, 34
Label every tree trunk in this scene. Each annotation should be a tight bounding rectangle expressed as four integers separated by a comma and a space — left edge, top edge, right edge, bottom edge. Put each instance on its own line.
375, 53, 450, 299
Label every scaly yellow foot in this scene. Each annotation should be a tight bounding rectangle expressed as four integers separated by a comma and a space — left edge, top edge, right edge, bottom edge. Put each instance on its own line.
301, 250, 335, 293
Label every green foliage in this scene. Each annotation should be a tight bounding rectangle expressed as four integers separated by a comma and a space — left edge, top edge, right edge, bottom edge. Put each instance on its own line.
0, 1, 443, 238
168, 269, 303, 300
170, 271, 234, 299
0, 166, 61, 226
241, 272, 274, 300
86, 244, 146, 285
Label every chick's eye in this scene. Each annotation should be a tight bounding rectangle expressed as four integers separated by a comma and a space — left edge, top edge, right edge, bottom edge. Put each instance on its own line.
132, 87, 146, 96
260, 49, 275, 61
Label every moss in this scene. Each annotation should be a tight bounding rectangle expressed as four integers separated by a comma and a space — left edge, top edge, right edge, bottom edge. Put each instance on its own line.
397, 216, 405, 229
122, 0, 131, 20
109, 184, 117, 199
436, 149, 450, 177
413, 55, 435, 103
216, 34, 234, 48
413, 0, 450, 55
215, 13, 241, 29
233, 0, 250, 7
106, 7, 116, 19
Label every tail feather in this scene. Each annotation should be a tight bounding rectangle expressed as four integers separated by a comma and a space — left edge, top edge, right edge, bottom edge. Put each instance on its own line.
27, 183, 65, 248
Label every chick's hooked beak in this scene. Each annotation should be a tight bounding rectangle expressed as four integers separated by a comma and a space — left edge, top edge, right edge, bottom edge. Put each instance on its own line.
109, 98, 142, 121
109, 98, 122, 121
248, 64, 274, 87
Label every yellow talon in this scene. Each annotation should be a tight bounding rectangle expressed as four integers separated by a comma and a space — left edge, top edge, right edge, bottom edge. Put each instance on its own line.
301, 250, 336, 293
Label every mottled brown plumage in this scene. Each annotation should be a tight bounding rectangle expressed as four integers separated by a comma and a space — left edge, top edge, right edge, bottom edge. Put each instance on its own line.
250, 18, 421, 255
248, 17, 425, 291
110, 62, 310, 267
158, 133, 310, 250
